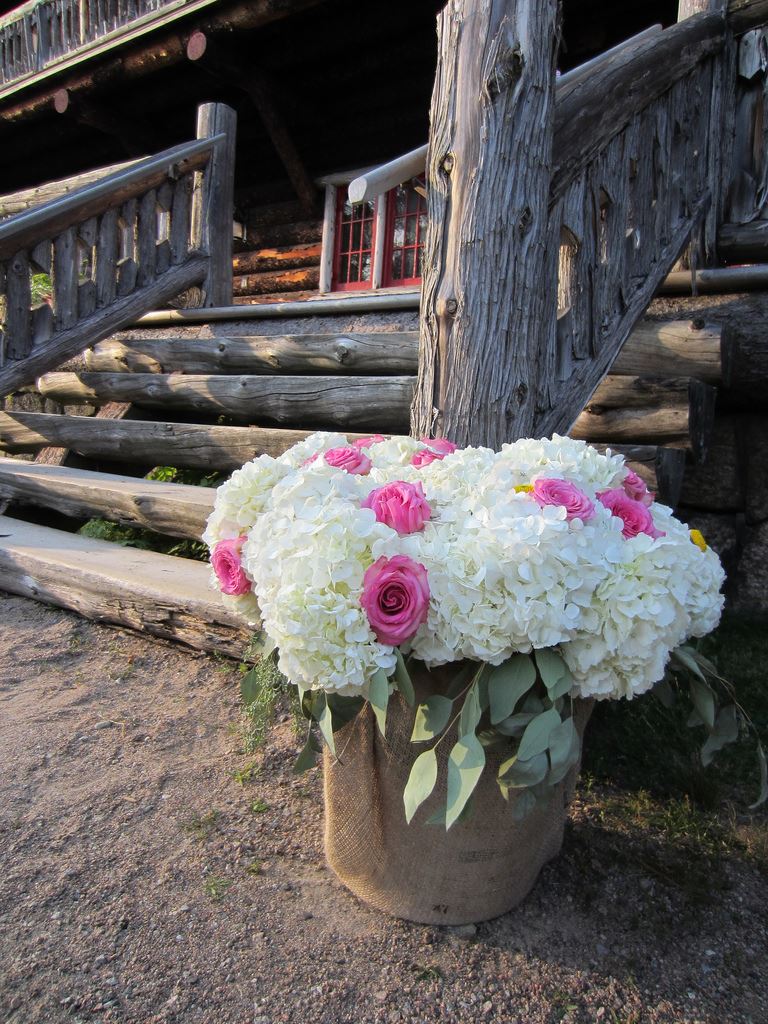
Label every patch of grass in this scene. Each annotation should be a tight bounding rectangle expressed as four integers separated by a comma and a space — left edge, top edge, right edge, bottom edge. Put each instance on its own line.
409, 964, 443, 983
240, 657, 286, 753
182, 810, 220, 842
77, 518, 209, 562
146, 466, 222, 488
245, 860, 263, 876
203, 876, 231, 900
249, 799, 269, 814
230, 761, 260, 786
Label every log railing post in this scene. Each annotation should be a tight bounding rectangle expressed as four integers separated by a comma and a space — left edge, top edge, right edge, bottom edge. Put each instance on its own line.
194, 102, 237, 307
411, 0, 560, 448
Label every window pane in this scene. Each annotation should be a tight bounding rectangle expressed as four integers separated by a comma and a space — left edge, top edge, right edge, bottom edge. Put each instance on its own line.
363, 220, 372, 248
340, 221, 351, 254
406, 216, 417, 245
361, 252, 371, 281
404, 248, 415, 279
337, 254, 349, 284
392, 250, 402, 281
349, 253, 360, 281
393, 222, 405, 249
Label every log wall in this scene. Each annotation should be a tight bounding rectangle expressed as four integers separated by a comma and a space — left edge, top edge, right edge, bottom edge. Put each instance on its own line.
232, 198, 323, 304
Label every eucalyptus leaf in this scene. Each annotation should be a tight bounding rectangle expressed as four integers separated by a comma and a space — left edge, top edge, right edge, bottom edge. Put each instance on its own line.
403, 748, 439, 823
522, 693, 545, 714
426, 796, 475, 827
672, 645, 707, 683
445, 662, 478, 699
369, 668, 390, 738
510, 788, 538, 821
687, 707, 705, 729
689, 678, 716, 732
497, 749, 548, 788
487, 654, 536, 724
293, 733, 318, 774
446, 733, 486, 829
393, 649, 416, 707
517, 707, 561, 761
547, 717, 580, 785
317, 698, 336, 756
701, 704, 739, 766
493, 711, 537, 738
411, 694, 454, 742
240, 667, 260, 705
653, 677, 676, 709
534, 648, 572, 700
459, 682, 482, 737
749, 742, 768, 810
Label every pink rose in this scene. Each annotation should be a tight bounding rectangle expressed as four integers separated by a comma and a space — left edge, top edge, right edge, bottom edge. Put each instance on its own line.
622, 468, 654, 507
352, 434, 387, 449
597, 488, 665, 540
302, 452, 318, 467
362, 480, 432, 535
411, 437, 458, 468
323, 446, 372, 475
360, 555, 430, 646
531, 477, 595, 522
211, 536, 251, 595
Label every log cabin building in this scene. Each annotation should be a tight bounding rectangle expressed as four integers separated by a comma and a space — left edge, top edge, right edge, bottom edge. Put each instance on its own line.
0, 0, 767, 649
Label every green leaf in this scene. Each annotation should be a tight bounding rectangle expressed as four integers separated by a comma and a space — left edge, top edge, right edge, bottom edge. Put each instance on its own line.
653, 677, 676, 709
547, 717, 580, 785
240, 666, 260, 705
689, 678, 716, 732
749, 742, 768, 810
487, 654, 536, 724
425, 796, 475, 827
293, 733, 319, 774
317, 697, 336, 757
517, 707, 561, 761
369, 668, 390, 739
497, 750, 548, 788
672, 645, 707, 683
522, 693, 545, 715
509, 788, 538, 820
459, 682, 482, 737
701, 704, 739, 766
393, 649, 415, 707
403, 748, 438, 823
446, 733, 485, 829
534, 648, 573, 700
493, 711, 537, 737
411, 695, 454, 742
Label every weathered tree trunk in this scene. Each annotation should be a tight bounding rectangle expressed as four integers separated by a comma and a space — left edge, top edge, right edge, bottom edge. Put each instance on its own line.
411, 0, 560, 447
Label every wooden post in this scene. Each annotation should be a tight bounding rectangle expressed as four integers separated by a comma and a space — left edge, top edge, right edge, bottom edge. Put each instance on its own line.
411, 0, 560, 448
195, 102, 237, 308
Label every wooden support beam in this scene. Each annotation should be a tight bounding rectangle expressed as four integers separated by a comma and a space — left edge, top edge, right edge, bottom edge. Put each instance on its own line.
52, 89, 154, 157
717, 220, 768, 261
658, 263, 768, 292
194, 102, 237, 308
233, 267, 320, 296
87, 332, 420, 375
35, 372, 415, 432
0, 457, 214, 539
728, 0, 768, 34
33, 400, 131, 466
0, 412, 351, 470
0, 515, 253, 659
610, 320, 723, 383
411, 0, 561, 447
186, 30, 318, 215
232, 243, 321, 274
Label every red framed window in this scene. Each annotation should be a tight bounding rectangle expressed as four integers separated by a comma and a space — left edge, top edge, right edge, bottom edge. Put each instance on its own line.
383, 178, 427, 287
332, 190, 377, 291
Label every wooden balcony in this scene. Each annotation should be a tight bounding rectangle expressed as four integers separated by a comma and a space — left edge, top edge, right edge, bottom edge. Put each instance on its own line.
0, 0, 224, 98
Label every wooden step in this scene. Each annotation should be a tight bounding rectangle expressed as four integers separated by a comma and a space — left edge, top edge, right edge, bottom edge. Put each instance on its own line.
0, 457, 214, 539
0, 516, 255, 659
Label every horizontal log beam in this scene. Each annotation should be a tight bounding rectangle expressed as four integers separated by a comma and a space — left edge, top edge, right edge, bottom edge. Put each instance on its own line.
0, 412, 325, 470
87, 332, 420, 375
587, 375, 717, 410
717, 220, 768, 263
233, 266, 320, 296
0, 159, 140, 218
348, 145, 429, 205
728, 0, 768, 33
0, 456, 213, 539
0, 258, 209, 396
0, 515, 253, 659
658, 264, 768, 293
35, 372, 415, 431
232, 243, 321, 274
611, 320, 722, 383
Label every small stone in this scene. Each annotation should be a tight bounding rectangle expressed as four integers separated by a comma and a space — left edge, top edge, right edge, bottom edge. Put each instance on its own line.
94, 721, 113, 730
450, 924, 477, 940
302, 911, 313, 920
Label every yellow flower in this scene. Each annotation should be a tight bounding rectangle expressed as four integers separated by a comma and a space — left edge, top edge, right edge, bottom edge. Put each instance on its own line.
690, 529, 708, 552
514, 484, 534, 493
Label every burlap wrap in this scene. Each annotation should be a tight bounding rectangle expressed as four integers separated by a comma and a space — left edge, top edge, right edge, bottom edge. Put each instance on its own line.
324, 669, 592, 925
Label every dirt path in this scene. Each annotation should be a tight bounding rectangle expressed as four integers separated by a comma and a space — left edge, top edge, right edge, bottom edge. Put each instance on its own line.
1, 592, 765, 1024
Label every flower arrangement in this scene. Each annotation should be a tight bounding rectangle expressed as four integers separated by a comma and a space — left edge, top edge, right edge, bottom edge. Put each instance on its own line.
204, 433, 764, 827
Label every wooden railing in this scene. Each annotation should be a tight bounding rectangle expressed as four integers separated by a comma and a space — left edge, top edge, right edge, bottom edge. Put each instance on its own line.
0, 101, 235, 396
0, 0, 219, 87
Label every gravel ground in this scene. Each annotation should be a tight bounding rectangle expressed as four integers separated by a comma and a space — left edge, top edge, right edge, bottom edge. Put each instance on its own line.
1, 592, 766, 1024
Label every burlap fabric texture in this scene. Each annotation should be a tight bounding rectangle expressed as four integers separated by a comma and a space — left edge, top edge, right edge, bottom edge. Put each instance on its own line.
324, 666, 592, 925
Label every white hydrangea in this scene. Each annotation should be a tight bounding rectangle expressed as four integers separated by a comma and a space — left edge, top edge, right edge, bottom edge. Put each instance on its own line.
203, 433, 726, 701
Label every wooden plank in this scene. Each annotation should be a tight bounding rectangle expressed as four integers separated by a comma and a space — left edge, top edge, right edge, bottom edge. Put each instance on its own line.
87, 332, 420, 375
0, 159, 139, 218
52, 226, 79, 330
658, 263, 768, 291
4, 249, 32, 359
169, 172, 193, 265
136, 187, 157, 287
553, 14, 725, 202
0, 412, 343, 470
233, 266, 320, 296
0, 456, 214, 538
232, 242, 321, 275
718, 220, 768, 261
34, 399, 130, 465
95, 207, 119, 307
0, 515, 254, 659
35, 371, 415, 431
729, 0, 768, 34
412, 0, 560, 447
0, 256, 208, 395
195, 102, 236, 307
587, 375, 716, 410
